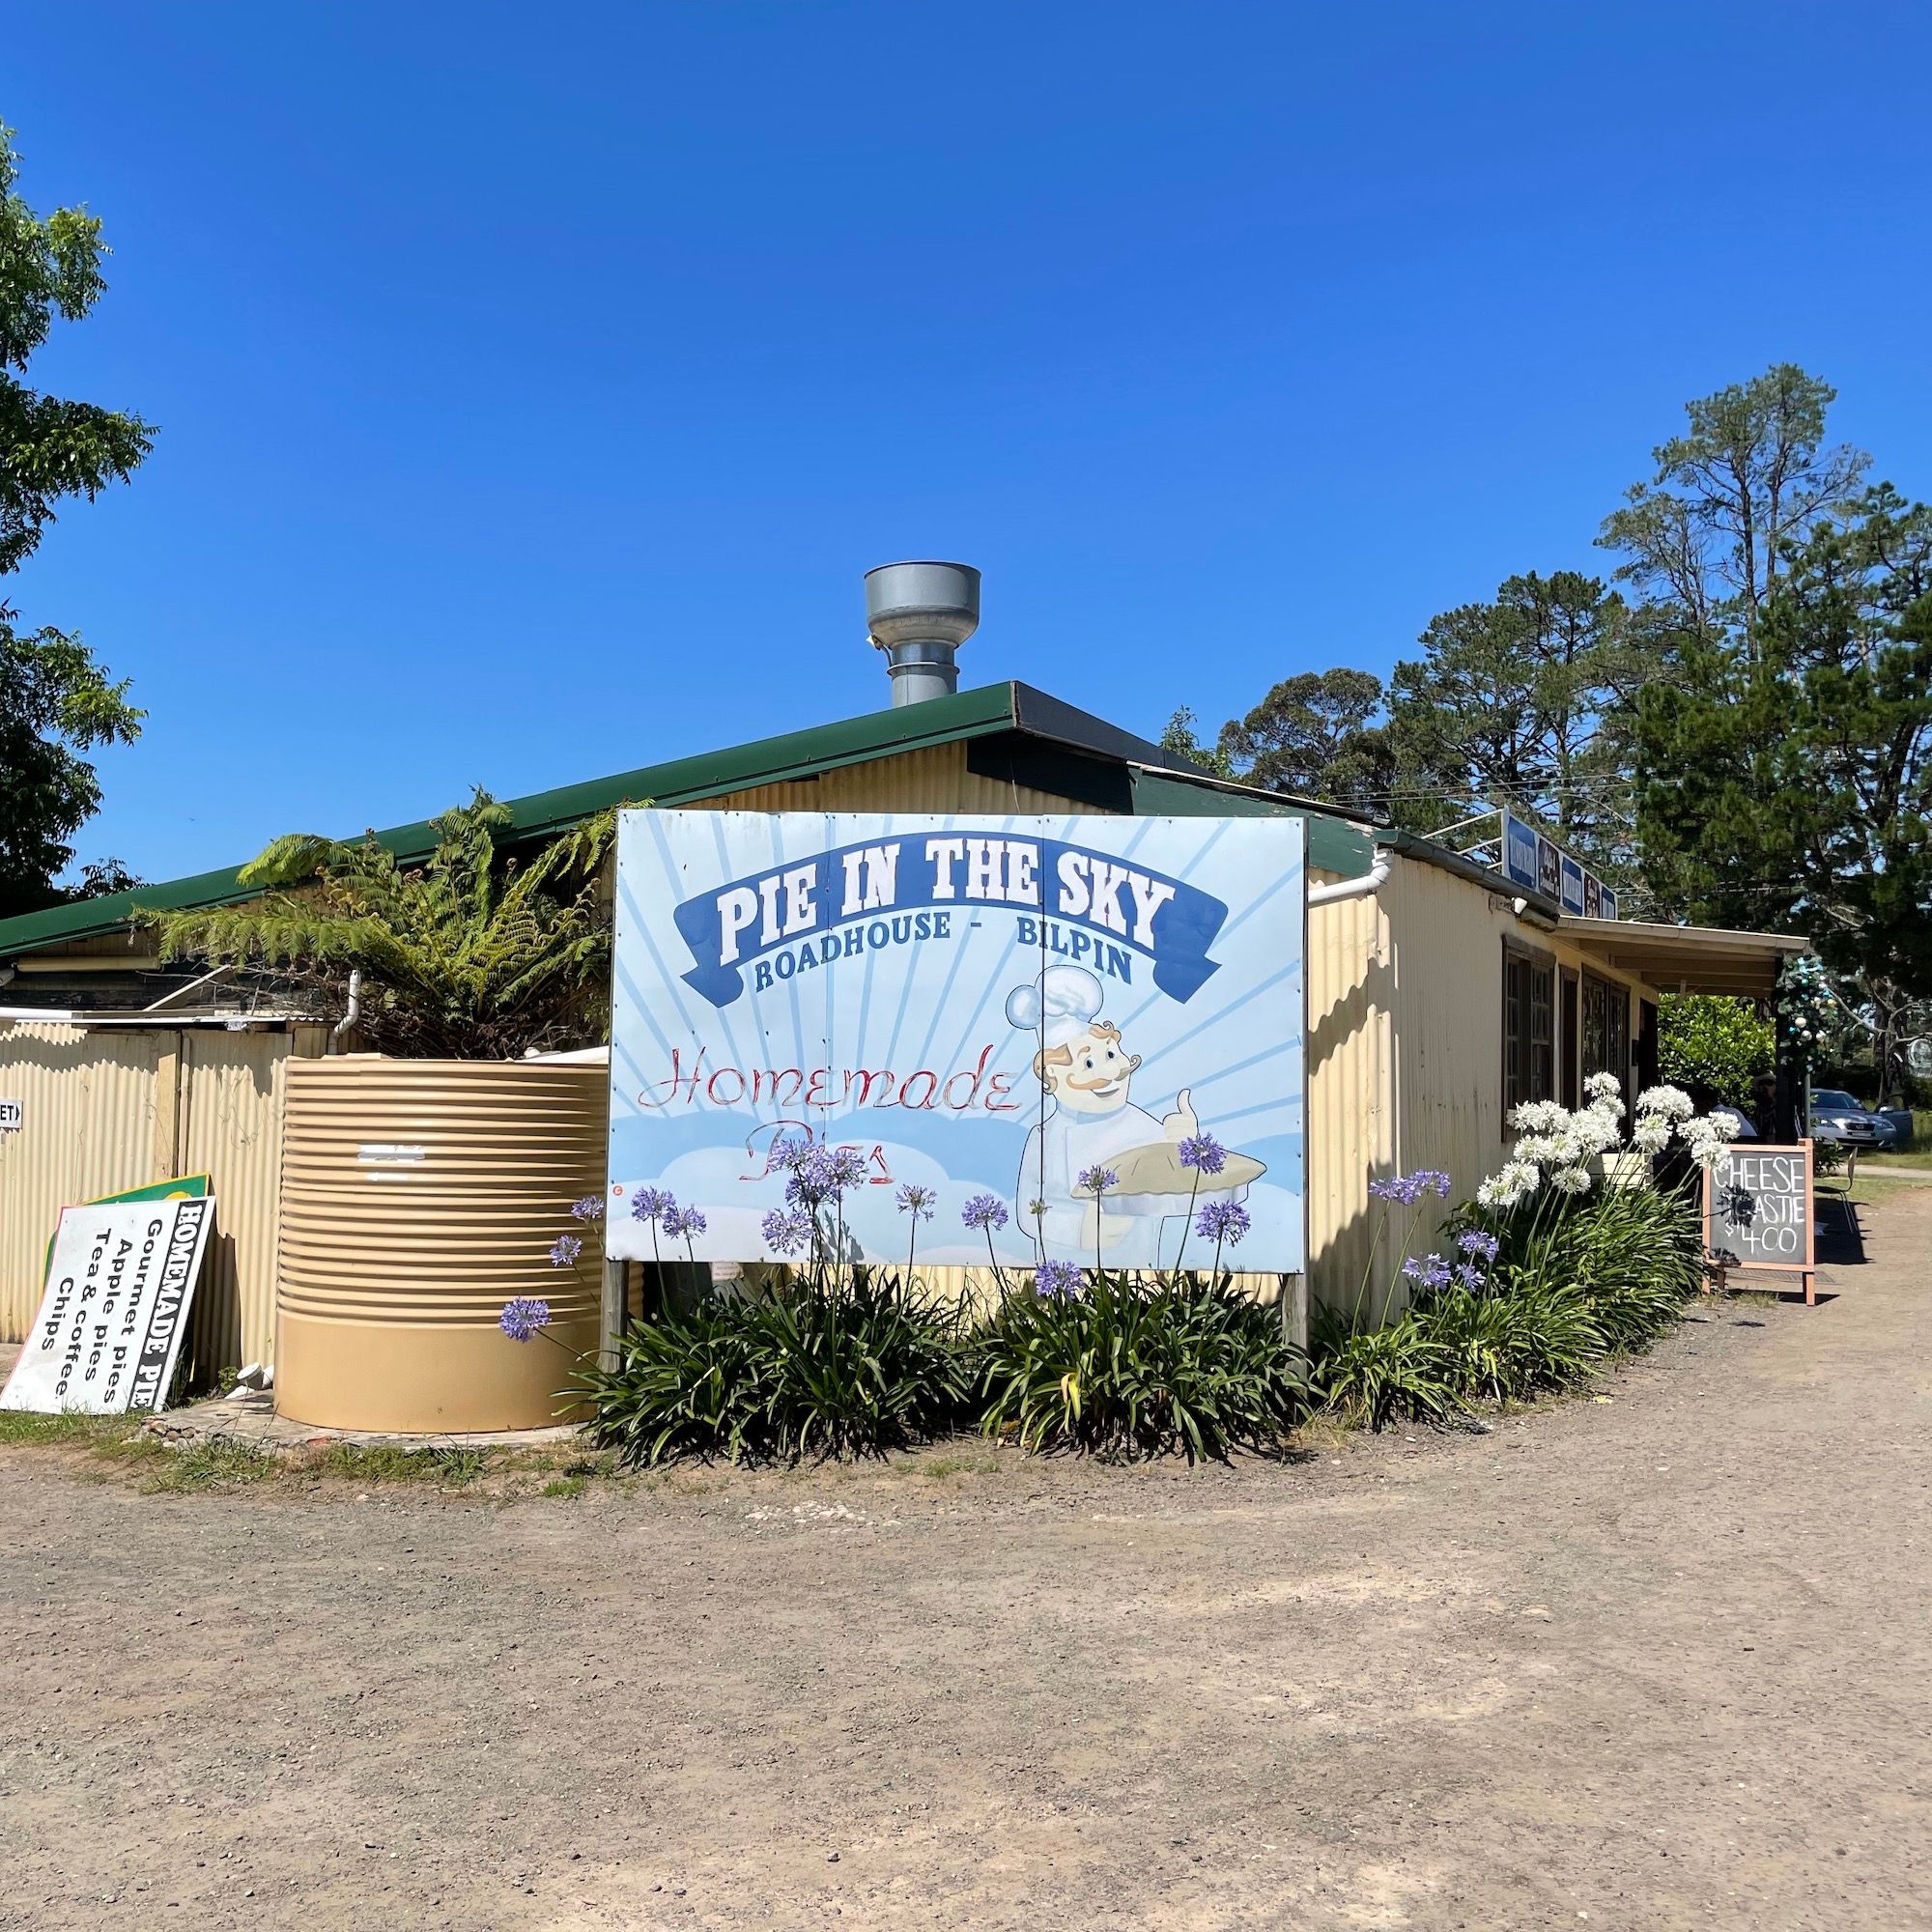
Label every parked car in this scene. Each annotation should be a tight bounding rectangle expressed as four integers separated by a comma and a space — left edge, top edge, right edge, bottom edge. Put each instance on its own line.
1807, 1088, 1900, 1150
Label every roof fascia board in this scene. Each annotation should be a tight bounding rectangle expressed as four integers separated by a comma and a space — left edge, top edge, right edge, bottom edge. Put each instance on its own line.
1128, 768, 1375, 878
0, 684, 1025, 958
1378, 826, 1567, 918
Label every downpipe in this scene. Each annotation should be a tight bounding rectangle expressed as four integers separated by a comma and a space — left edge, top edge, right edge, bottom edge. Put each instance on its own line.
1307, 854, 1392, 907
331, 968, 362, 1046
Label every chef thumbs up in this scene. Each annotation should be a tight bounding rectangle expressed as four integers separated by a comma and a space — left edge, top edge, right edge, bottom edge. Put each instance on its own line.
1163, 1088, 1198, 1141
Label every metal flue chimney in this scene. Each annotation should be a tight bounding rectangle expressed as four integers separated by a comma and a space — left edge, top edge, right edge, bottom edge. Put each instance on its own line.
866, 560, 980, 706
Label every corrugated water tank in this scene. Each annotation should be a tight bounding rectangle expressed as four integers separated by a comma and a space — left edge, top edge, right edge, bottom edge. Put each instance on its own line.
275, 1056, 603, 1433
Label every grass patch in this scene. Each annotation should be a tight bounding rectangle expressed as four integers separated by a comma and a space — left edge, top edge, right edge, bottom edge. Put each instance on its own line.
906, 1446, 1001, 1479
0, 1410, 616, 1499
317, 1442, 490, 1486
0, 1410, 140, 1448
1860, 1145, 1932, 1170
1288, 1413, 1354, 1455
144, 1438, 281, 1492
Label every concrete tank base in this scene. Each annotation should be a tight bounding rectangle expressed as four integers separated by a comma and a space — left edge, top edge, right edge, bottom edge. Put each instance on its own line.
274, 1056, 605, 1435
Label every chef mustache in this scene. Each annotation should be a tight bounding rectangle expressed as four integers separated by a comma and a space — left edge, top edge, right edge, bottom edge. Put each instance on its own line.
1064, 1055, 1141, 1091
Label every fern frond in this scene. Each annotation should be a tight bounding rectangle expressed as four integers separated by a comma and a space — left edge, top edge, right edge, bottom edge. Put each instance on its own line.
236, 834, 354, 889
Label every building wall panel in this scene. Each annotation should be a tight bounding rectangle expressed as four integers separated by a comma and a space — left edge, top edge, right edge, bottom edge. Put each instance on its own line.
1, 1022, 315, 1378
1, 1024, 170, 1343
702, 740, 1113, 819
178, 1030, 308, 1373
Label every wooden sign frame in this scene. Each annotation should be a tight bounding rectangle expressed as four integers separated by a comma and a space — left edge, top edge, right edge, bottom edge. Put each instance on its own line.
1703, 1139, 1816, 1305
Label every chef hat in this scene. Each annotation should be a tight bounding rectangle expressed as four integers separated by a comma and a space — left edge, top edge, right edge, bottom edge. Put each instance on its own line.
1005, 964, 1105, 1052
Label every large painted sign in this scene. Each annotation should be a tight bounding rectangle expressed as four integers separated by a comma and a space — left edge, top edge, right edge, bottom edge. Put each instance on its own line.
0, 1196, 216, 1413
607, 811, 1306, 1272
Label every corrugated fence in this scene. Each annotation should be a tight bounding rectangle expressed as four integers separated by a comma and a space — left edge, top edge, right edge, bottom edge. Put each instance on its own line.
1, 1021, 326, 1374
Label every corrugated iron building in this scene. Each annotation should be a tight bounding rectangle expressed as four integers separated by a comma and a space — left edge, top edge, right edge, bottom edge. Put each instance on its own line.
0, 679, 1804, 1371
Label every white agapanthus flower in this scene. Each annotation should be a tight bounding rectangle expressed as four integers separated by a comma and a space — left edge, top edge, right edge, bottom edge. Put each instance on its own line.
1678, 1116, 1736, 1167
1550, 1164, 1594, 1194
1634, 1084, 1694, 1121
1476, 1158, 1541, 1209
1508, 1099, 1571, 1136
1633, 1116, 1671, 1154
1585, 1070, 1626, 1109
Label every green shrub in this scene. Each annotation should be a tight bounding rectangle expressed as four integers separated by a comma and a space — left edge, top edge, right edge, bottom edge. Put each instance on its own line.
1458, 1180, 1703, 1354
1309, 1308, 1458, 1430
1324, 1181, 1703, 1428
1495, 1280, 1605, 1391
977, 1273, 1308, 1462
1413, 1287, 1518, 1406
1658, 994, 1774, 1107
578, 1276, 972, 1466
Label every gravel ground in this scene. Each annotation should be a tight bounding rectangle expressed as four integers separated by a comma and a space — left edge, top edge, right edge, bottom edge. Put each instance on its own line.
2, 1191, 1928, 1932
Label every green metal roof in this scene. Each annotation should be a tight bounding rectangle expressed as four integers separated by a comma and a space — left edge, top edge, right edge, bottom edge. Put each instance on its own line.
0, 680, 1369, 959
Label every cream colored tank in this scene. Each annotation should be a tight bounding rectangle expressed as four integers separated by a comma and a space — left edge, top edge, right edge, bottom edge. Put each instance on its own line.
275, 1057, 604, 1433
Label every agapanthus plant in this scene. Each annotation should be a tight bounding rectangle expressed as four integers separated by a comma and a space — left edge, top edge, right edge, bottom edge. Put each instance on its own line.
1340, 1168, 1459, 1334
1172, 1130, 1227, 1272
1074, 1166, 1118, 1272
499, 1296, 554, 1344
1195, 1197, 1250, 1278
630, 1186, 677, 1265
663, 1204, 707, 1259
763, 1132, 872, 1280
895, 1181, 936, 1275
1035, 1259, 1083, 1299
1480, 1083, 1739, 1215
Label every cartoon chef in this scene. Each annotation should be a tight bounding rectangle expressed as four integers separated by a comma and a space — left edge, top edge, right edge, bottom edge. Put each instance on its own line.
1006, 964, 1262, 1265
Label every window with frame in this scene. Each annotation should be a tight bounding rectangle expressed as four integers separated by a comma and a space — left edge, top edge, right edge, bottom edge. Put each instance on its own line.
1502, 941, 1555, 1112
1580, 971, 1630, 1095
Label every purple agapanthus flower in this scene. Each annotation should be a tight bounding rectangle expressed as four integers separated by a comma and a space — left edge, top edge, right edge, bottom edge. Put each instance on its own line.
1455, 1262, 1487, 1291
498, 1296, 553, 1343
761, 1208, 813, 1256
961, 1193, 1009, 1232
1195, 1200, 1251, 1246
547, 1234, 582, 1268
663, 1205, 707, 1241
1035, 1259, 1084, 1298
1457, 1230, 1500, 1262
784, 1148, 838, 1207
569, 1195, 605, 1222
770, 1132, 813, 1172
895, 1182, 935, 1220
630, 1186, 674, 1225
1369, 1170, 1455, 1207
1400, 1253, 1453, 1290
785, 1143, 867, 1209
1178, 1132, 1227, 1176
1075, 1165, 1119, 1196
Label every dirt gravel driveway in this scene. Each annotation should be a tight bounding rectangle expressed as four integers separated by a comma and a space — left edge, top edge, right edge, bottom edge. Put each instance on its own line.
3, 1191, 1929, 1932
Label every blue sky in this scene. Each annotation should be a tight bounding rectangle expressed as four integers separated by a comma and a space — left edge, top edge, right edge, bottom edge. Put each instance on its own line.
8, 1, 1928, 885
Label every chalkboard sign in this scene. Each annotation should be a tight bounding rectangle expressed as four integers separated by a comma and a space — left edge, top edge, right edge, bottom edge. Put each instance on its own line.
1704, 1142, 1816, 1303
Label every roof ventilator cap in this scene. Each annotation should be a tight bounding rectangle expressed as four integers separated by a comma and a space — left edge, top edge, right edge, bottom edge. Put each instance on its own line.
866, 560, 980, 706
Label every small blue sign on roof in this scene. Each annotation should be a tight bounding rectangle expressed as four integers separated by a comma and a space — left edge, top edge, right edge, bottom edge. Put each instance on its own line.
1502, 812, 1540, 893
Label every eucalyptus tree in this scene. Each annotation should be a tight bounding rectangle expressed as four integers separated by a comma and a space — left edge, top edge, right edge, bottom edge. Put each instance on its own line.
0, 120, 153, 915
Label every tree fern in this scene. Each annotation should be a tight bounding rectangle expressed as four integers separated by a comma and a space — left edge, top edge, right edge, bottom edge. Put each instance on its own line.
143, 789, 628, 1059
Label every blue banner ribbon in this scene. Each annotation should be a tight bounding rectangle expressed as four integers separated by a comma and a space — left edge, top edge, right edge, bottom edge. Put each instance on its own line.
672, 834, 1229, 1009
